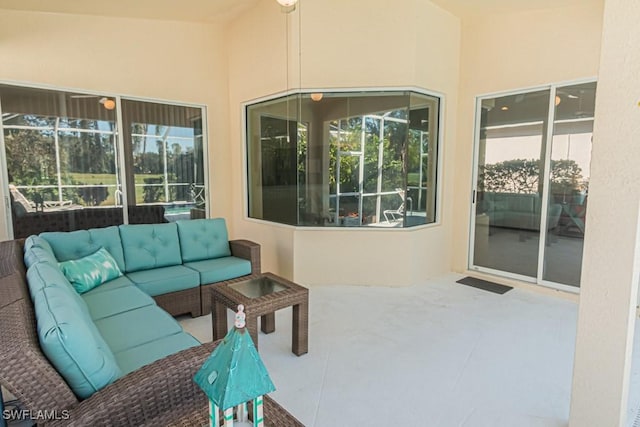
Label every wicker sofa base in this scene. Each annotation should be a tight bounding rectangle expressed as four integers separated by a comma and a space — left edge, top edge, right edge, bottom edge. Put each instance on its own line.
153, 286, 202, 318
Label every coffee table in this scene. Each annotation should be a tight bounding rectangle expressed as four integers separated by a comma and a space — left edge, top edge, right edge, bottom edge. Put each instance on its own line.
211, 273, 309, 356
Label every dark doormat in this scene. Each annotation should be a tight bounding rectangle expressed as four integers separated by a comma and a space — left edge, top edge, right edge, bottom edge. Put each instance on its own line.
456, 276, 513, 295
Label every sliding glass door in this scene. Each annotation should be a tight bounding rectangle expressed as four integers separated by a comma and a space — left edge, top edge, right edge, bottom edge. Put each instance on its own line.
472, 90, 550, 278
542, 82, 595, 286
121, 99, 207, 224
0, 83, 209, 238
470, 81, 596, 288
0, 85, 123, 238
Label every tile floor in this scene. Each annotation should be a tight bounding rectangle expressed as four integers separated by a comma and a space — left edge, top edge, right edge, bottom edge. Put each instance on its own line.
180, 273, 640, 427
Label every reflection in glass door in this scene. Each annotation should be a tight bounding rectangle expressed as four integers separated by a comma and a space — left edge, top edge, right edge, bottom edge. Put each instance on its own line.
470, 81, 597, 288
121, 100, 208, 224
0, 85, 123, 238
542, 82, 596, 286
472, 90, 550, 279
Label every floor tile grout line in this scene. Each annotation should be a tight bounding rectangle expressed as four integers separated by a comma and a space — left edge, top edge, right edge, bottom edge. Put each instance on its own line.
451, 333, 482, 391
311, 344, 332, 427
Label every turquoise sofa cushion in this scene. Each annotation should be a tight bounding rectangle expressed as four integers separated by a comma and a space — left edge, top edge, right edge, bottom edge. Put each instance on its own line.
95, 305, 183, 353
184, 256, 251, 285
82, 284, 155, 321
126, 265, 200, 297
26, 262, 89, 316
40, 226, 126, 272
24, 246, 58, 269
59, 248, 123, 294
114, 332, 200, 375
24, 235, 57, 268
119, 223, 182, 273
176, 218, 231, 262
24, 235, 54, 254
32, 281, 121, 399
81, 275, 134, 295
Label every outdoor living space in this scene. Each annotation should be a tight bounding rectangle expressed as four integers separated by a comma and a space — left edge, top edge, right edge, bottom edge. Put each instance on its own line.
0, 0, 639, 426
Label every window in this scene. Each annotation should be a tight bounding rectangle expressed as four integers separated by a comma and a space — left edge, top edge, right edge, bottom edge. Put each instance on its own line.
246, 90, 441, 228
0, 84, 208, 238
121, 100, 206, 223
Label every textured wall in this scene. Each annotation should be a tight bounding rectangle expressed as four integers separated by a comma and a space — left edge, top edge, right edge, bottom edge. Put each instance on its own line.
569, 0, 640, 424
226, 0, 461, 285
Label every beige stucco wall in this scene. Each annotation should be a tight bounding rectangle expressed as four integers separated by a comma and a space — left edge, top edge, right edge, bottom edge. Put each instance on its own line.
227, 0, 460, 286
0, 9, 232, 240
0, 1, 605, 289
451, 2, 605, 281
569, 0, 640, 423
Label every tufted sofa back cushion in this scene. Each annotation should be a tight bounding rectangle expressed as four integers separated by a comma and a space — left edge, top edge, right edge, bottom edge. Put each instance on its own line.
24, 236, 58, 269
40, 226, 126, 272
24, 235, 54, 254
119, 223, 182, 273
176, 218, 231, 262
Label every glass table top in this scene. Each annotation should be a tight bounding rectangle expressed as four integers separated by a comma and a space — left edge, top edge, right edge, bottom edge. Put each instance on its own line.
228, 276, 288, 299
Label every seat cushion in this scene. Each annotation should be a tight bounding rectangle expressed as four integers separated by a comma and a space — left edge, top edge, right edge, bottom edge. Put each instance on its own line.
126, 265, 200, 297
94, 305, 183, 353
184, 256, 252, 285
176, 218, 231, 262
40, 226, 126, 272
119, 223, 182, 273
81, 275, 134, 295
32, 283, 121, 399
114, 332, 200, 375
59, 248, 123, 294
82, 284, 155, 321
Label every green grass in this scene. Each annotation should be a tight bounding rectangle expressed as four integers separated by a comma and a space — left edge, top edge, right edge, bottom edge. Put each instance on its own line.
66, 173, 165, 205
68, 173, 163, 185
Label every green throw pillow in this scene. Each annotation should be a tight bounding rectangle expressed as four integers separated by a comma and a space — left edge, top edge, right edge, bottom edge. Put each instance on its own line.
59, 247, 123, 294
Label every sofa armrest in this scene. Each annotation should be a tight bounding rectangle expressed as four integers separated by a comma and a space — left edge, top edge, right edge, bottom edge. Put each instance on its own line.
229, 239, 261, 276
44, 341, 219, 427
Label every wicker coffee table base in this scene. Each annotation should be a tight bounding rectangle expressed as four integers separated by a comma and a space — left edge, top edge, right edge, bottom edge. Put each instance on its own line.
211, 273, 309, 356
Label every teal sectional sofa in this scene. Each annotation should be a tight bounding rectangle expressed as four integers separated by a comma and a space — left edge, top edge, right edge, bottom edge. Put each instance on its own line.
25, 258, 199, 399
0, 231, 305, 426
480, 192, 562, 231
0, 239, 219, 425
16, 218, 260, 401
27, 218, 260, 317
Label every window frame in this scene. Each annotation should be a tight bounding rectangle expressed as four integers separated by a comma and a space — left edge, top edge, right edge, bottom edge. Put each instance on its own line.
241, 86, 445, 231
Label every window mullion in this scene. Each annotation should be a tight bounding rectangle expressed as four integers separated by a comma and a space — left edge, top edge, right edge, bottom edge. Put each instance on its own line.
114, 96, 129, 224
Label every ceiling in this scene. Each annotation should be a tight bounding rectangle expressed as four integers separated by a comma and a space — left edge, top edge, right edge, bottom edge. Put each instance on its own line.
0, 0, 261, 23
0, 0, 602, 23
429, 0, 601, 17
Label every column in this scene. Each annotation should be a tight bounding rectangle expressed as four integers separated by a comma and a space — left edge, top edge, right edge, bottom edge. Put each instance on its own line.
569, 0, 640, 425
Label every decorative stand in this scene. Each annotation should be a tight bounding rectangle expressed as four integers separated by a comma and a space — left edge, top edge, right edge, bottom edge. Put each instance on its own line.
194, 305, 276, 426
